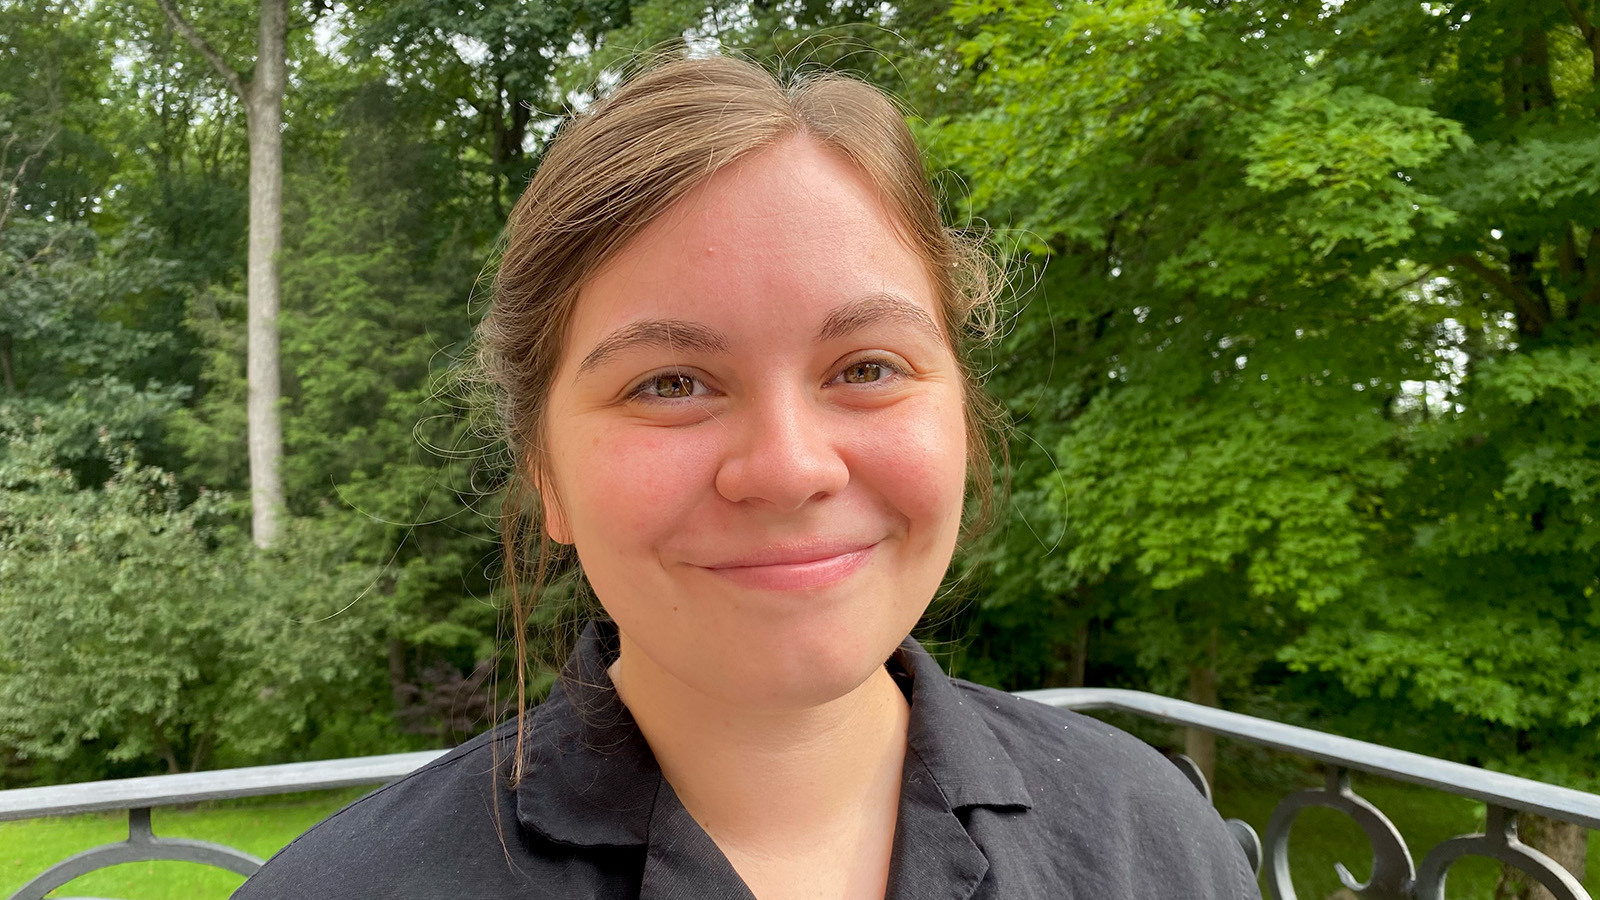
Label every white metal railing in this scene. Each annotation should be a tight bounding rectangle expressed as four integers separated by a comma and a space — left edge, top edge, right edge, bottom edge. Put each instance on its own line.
2, 690, 1595, 900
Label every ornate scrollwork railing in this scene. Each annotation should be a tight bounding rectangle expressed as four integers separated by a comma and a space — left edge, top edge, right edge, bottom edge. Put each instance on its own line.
1024, 688, 1600, 900
1, 690, 1595, 899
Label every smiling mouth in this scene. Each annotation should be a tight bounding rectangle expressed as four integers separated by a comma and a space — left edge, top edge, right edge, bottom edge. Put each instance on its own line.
701, 543, 879, 591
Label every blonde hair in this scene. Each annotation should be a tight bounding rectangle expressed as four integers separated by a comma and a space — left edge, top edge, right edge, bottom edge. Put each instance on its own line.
477, 53, 1007, 783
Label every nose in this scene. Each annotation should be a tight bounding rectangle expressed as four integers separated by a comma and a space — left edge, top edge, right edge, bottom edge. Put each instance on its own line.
714, 388, 849, 511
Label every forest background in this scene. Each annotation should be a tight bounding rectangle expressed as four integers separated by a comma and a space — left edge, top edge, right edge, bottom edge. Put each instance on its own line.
1, 0, 1597, 886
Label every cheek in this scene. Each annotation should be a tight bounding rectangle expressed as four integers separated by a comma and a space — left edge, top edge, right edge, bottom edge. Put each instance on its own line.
557, 424, 722, 540
846, 393, 969, 530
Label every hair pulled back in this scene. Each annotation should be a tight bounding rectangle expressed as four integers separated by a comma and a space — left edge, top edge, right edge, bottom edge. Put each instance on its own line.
476, 53, 1006, 781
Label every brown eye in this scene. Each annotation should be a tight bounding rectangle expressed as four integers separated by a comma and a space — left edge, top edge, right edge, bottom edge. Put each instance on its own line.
651, 373, 696, 398
842, 362, 884, 384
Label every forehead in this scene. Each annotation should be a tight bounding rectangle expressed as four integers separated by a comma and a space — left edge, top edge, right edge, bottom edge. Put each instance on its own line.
563, 135, 940, 356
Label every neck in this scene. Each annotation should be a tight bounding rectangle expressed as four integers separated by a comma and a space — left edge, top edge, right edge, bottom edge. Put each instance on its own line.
608, 632, 911, 855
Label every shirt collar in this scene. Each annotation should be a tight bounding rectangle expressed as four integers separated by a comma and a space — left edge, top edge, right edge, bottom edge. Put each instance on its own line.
892, 636, 1034, 813
514, 619, 1032, 849
514, 620, 659, 846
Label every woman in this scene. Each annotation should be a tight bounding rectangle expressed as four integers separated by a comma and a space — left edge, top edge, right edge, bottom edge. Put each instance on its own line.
234, 55, 1259, 899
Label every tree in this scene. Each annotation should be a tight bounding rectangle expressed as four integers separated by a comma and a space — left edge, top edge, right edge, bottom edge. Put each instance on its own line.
0, 126, 63, 395
347, 0, 634, 219
925, 0, 1438, 784
0, 419, 386, 777
927, 0, 1598, 890
153, 0, 288, 548
0, 3, 192, 484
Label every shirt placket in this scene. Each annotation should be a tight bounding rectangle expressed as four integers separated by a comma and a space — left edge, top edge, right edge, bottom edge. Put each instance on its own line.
884, 745, 992, 900
639, 778, 760, 900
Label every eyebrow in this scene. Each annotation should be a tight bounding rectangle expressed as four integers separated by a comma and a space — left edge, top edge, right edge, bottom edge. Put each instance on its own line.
576, 320, 731, 376
817, 292, 945, 345
575, 291, 944, 377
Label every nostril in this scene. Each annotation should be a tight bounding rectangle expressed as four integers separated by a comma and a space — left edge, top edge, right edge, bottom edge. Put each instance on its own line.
714, 409, 848, 509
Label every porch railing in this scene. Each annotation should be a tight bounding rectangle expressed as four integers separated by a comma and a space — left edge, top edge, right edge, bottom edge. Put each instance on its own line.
2, 688, 1595, 900
1028, 688, 1599, 900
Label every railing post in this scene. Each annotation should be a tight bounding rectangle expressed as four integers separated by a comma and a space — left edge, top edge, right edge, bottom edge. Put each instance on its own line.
1025, 688, 1599, 899
0, 693, 1593, 898
1262, 766, 1415, 900
6, 806, 264, 900
1415, 806, 1591, 900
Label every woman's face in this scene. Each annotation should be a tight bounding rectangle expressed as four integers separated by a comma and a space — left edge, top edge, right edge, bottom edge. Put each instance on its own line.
540, 134, 969, 710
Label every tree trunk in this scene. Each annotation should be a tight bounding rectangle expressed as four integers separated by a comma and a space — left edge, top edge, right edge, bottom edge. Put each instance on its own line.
1499, 22, 1557, 340
154, 0, 288, 548
1067, 620, 1088, 688
1494, 813, 1588, 900
244, 0, 286, 548
188, 730, 212, 773
1185, 627, 1219, 790
151, 724, 181, 775
388, 638, 410, 710
0, 332, 14, 392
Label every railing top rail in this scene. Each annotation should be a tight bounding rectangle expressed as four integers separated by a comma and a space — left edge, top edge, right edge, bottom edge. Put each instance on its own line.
1, 689, 1595, 829
0, 751, 446, 822
1021, 687, 1600, 830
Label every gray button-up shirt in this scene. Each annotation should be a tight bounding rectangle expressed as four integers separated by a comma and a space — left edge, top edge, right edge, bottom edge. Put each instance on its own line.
233, 620, 1260, 899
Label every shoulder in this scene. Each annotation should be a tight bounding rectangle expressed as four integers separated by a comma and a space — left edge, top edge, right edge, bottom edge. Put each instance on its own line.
232, 724, 538, 898
952, 679, 1260, 899
954, 679, 1189, 797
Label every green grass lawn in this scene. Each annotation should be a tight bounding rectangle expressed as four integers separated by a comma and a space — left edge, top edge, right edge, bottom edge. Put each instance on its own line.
0, 787, 371, 900
1, 779, 1592, 899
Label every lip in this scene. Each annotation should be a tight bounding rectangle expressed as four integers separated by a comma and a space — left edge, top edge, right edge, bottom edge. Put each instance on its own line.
700, 541, 880, 591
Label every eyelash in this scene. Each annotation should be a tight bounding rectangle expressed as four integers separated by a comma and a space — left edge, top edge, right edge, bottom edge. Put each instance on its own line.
626, 356, 910, 403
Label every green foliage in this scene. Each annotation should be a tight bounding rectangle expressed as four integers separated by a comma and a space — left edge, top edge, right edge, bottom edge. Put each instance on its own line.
0, 221, 189, 480
3, 0, 1597, 812
0, 419, 390, 778
927, 0, 1600, 791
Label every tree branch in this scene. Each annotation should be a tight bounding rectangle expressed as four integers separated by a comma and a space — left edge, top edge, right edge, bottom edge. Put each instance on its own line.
0, 132, 20, 239
1559, 225, 1595, 320
154, 0, 248, 101
1391, 264, 1440, 293
20, 226, 67, 270
0, 127, 57, 240
189, 729, 212, 772
1561, 0, 1597, 42
0, 333, 15, 393
1560, 0, 1600, 83
151, 721, 182, 775
1559, 223, 1585, 282
1452, 253, 1516, 297
1451, 252, 1548, 335
1583, 226, 1600, 313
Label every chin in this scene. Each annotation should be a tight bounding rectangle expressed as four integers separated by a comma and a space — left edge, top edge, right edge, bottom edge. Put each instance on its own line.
717, 657, 885, 711
711, 611, 915, 710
